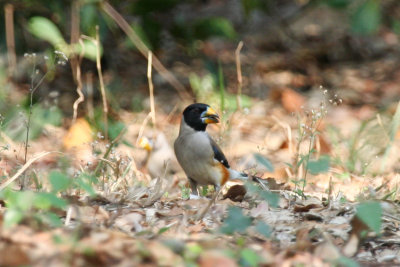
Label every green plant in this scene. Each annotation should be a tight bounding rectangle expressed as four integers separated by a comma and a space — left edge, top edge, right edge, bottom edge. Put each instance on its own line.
189, 72, 252, 114
239, 248, 261, 267
28, 16, 99, 61
11, 51, 67, 189
220, 183, 277, 235
356, 201, 382, 235
0, 170, 98, 229
0, 188, 67, 228
326, 110, 392, 176
180, 184, 190, 200
288, 88, 335, 198
220, 206, 253, 235
245, 182, 279, 207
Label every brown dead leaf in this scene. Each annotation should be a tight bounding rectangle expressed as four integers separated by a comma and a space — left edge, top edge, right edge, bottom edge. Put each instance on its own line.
146, 240, 184, 266
295, 228, 314, 252
313, 240, 341, 262
317, 135, 331, 154
69, 205, 110, 224
198, 250, 237, 267
187, 222, 206, 234
156, 206, 183, 217
63, 118, 93, 150
281, 252, 329, 267
304, 212, 324, 222
250, 201, 270, 218
223, 184, 246, 202
0, 244, 30, 266
343, 215, 370, 257
114, 212, 143, 232
265, 177, 289, 190
294, 204, 322, 213
281, 88, 306, 113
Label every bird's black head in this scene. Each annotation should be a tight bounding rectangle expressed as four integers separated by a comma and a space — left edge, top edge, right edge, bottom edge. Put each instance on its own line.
182, 103, 220, 131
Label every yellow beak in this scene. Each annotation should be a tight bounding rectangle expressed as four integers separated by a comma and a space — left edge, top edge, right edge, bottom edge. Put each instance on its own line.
138, 137, 153, 152
201, 106, 220, 124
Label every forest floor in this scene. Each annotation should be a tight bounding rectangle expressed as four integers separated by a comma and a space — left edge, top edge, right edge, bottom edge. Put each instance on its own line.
2, 4, 400, 267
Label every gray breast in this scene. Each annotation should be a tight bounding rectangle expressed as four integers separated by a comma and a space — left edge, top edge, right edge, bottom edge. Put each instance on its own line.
174, 131, 218, 185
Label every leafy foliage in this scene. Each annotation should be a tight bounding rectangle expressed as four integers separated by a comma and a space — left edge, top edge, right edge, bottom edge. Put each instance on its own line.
239, 248, 261, 267
351, 0, 381, 35
193, 17, 237, 40
3, 105, 62, 141
307, 155, 330, 175
28, 16, 99, 60
0, 170, 99, 228
220, 206, 252, 234
1, 189, 67, 228
335, 256, 360, 267
324, 0, 350, 9
255, 221, 271, 238
356, 201, 382, 234
49, 171, 71, 192
246, 182, 279, 207
28, 16, 67, 50
253, 153, 274, 172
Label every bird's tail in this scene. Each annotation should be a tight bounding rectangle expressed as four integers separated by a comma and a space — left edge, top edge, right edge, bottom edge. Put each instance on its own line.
228, 169, 248, 180
229, 169, 266, 187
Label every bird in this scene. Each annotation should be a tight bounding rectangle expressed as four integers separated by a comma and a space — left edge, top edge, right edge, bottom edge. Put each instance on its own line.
174, 103, 253, 199
138, 132, 179, 178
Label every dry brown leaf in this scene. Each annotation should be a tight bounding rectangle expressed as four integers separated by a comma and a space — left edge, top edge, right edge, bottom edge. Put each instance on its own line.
265, 177, 289, 190
303, 212, 324, 222
313, 241, 341, 262
343, 215, 370, 257
114, 212, 143, 232
281, 88, 306, 113
317, 134, 331, 154
69, 205, 110, 224
63, 118, 93, 150
295, 228, 315, 252
0, 244, 30, 266
187, 222, 206, 234
198, 250, 237, 267
223, 184, 246, 202
294, 204, 322, 213
146, 240, 184, 266
281, 252, 329, 267
156, 206, 183, 217
250, 201, 270, 218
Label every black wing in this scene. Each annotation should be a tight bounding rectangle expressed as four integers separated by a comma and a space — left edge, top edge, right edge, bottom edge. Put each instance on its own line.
209, 137, 230, 168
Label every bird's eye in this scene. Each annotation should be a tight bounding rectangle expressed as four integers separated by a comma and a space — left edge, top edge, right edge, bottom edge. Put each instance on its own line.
193, 108, 200, 113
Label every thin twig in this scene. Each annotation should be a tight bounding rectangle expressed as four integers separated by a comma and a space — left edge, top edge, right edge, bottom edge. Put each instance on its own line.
24, 58, 37, 165
147, 51, 156, 129
100, 2, 191, 100
70, 0, 80, 80
5, 4, 16, 76
22, 57, 38, 189
72, 38, 85, 124
95, 25, 109, 140
86, 72, 95, 121
136, 112, 152, 145
196, 187, 223, 221
94, 127, 127, 176
0, 152, 59, 192
235, 41, 243, 110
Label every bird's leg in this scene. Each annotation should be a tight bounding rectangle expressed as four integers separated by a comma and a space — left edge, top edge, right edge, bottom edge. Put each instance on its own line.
196, 185, 222, 220
189, 177, 201, 199
214, 185, 220, 194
